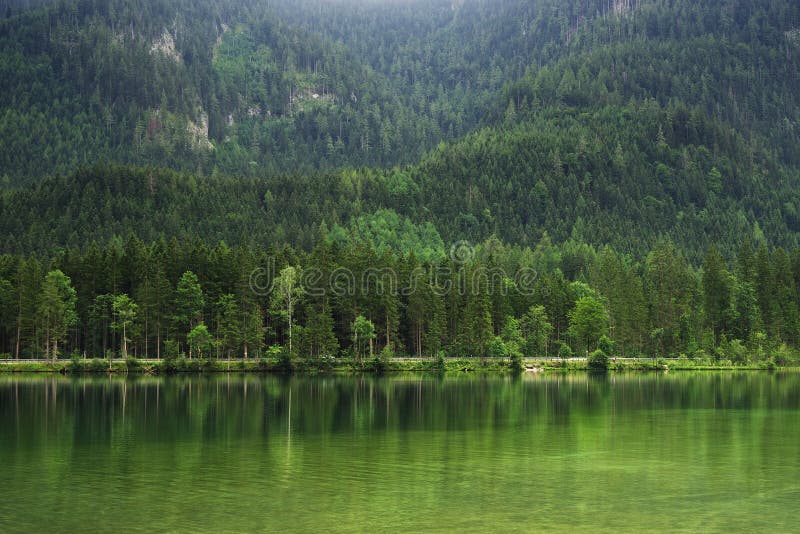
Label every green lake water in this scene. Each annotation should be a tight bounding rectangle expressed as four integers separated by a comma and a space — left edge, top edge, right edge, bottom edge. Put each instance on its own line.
1, 372, 799, 532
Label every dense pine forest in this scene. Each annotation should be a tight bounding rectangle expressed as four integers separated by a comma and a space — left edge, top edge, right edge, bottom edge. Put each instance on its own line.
2, 233, 800, 365
1, 0, 800, 364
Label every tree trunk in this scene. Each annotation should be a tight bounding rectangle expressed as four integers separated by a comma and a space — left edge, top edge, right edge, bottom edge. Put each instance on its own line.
14, 320, 20, 360
417, 321, 423, 358
288, 305, 293, 355
44, 324, 50, 361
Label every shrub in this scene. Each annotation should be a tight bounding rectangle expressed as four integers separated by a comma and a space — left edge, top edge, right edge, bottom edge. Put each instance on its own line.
125, 357, 140, 371
508, 351, 524, 373
183, 358, 202, 372
268, 346, 294, 373
434, 351, 446, 371
558, 343, 574, 360
773, 344, 793, 367
588, 349, 609, 371
319, 354, 336, 372
369, 356, 388, 374
726, 339, 748, 364
88, 358, 107, 373
163, 340, 180, 363
68, 355, 84, 373
161, 357, 178, 374
379, 343, 396, 360
598, 335, 615, 356
487, 337, 507, 360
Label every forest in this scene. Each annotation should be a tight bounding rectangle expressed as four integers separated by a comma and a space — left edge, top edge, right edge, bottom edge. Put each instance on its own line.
0, 0, 799, 365
1, 233, 799, 366
0, 0, 797, 186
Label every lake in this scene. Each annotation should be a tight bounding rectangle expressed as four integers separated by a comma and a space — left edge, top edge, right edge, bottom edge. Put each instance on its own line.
1, 372, 799, 532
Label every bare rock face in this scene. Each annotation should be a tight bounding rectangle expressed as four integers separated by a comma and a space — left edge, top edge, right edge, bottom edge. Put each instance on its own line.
151, 29, 181, 63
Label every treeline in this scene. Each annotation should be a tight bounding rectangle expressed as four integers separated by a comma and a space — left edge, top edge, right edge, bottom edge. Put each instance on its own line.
1, 235, 799, 364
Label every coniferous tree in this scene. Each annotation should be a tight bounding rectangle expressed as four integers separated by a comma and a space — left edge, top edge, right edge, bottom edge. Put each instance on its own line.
521, 304, 553, 357
215, 294, 240, 360
174, 270, 205, 348
703, 246, 733, 344
38, 270, 78, 361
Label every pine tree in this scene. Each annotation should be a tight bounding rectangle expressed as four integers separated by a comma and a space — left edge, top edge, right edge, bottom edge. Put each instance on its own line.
521, 305, 553, 357
464, 265, 493, 361
702, 246, 733, 344
13, 258, 42, 359
174, 270, 205, 353
38, 270, 78, 361
135, 264, 172, 359
304, 300, 338, 358
240, 303, 265, 360
215, 294, 240, 360
644, 240, 694, 354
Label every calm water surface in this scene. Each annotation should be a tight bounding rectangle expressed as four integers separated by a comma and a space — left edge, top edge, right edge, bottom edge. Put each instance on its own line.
1, 372, 799, 532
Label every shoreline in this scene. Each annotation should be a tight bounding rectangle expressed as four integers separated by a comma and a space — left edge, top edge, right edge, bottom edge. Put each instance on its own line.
0, 357, 790, 374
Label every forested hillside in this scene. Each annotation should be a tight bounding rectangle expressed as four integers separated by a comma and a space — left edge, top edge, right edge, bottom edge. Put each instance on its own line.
2, 0, 800, 363
16, 0, 798, 185
1, 0, 605, 185
0, 0, 443, 185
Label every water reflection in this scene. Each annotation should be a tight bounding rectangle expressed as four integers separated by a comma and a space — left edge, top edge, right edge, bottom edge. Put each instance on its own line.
3, 372, 799, 444
1, 372, 799, 532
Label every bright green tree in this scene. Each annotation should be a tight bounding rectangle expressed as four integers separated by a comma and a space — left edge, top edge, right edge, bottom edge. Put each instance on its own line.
112, 294, 138, 359
187, 323, 213, 360
352, 315, 376, 360
568, 296, 609, 354
270, 265, 303, 354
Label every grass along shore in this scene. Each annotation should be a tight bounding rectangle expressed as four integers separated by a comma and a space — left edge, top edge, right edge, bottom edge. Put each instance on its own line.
0, 355, 791, 374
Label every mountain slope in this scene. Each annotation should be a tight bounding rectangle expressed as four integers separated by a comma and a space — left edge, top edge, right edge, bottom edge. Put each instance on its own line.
0, 0, 445, 185
1, 0, 799, 265
0, 0, 642, 186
